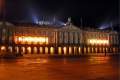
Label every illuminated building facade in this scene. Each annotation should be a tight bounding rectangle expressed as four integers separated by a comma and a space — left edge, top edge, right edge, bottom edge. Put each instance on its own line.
0, 19, 119, 56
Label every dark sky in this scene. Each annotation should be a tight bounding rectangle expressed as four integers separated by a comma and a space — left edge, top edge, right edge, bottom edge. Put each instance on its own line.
0, 0, 119, 29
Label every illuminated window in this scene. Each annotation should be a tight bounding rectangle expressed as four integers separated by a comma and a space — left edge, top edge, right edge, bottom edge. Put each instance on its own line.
14, 36, 48, 45
88, 39, 109, 45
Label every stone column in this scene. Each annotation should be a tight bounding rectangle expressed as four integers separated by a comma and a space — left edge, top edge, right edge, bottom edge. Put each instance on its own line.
68, 32, 70, 44
31, 46, 34, 54
48, 46, 51, 54
54, 46, 58, 54
43, 47, 45, 54
37, 46, 40, 54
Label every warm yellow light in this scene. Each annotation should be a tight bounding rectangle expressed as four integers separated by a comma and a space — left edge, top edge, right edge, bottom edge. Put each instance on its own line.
88, 39, 109, 45
1, 46, 6, 51
14, 36, 48, 44
63, 47, 67, 55
89, 56, 110, 64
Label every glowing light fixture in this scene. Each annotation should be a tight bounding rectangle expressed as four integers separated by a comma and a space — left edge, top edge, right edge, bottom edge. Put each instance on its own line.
1, 46, 6, 51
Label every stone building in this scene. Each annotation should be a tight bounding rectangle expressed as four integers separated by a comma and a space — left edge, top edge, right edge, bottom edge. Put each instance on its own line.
0, 19, 119, 56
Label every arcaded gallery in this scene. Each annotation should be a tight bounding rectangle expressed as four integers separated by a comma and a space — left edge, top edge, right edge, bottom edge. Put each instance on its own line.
0, 19, 119, 56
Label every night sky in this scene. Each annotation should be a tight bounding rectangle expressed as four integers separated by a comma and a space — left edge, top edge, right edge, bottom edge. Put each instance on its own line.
0, 0, 119, 29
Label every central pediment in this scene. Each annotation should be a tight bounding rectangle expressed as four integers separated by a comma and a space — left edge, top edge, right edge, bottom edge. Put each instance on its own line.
61, 24, 80, 30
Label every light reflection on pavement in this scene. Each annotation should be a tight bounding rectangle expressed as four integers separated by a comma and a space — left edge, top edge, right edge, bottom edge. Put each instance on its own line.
0, 56, 119, 80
